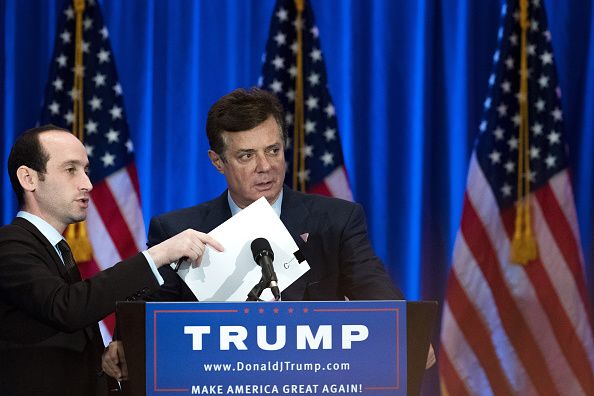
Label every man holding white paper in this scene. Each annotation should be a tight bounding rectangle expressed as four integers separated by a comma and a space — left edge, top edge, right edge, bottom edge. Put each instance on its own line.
146, 87, 404, 303
102, 88, 404, 380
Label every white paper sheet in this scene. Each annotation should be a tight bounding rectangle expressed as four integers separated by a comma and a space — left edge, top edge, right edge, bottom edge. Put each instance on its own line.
174, 197, 310, 301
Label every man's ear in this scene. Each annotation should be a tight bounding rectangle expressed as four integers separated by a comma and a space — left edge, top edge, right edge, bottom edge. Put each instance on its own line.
16, 166, 37, 193
207, 150, 225, 174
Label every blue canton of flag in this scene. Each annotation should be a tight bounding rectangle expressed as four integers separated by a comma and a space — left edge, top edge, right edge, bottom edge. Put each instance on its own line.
475, 0, 567, 208
39, 0, 146, 339
260, 0, 352, 200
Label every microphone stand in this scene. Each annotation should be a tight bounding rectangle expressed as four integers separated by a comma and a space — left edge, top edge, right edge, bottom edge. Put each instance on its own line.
246, 276, 281, 301
246, 276, 269, 301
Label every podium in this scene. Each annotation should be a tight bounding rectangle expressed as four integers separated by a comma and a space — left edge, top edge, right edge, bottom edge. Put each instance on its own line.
116, 301, 436, 396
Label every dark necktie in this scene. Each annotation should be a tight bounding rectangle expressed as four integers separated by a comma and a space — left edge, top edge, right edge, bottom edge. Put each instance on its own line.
56, 239, 82, 282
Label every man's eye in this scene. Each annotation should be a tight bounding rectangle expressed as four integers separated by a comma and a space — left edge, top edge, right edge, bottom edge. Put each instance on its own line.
239, 153, 253, 161
67, 168, 76, 173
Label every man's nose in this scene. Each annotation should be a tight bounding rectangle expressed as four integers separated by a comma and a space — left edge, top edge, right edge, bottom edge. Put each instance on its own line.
255, 153, 272, 171
81, 173, 93, 192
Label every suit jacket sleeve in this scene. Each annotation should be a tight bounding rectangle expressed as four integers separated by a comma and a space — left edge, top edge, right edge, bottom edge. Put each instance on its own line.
0, 229, 160, 333
145, 215, 198, 302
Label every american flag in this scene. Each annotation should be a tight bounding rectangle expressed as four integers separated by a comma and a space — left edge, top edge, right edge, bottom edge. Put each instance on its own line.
259, 0, 352, 200
439, 1, 594, 395
39, 0, 145, 342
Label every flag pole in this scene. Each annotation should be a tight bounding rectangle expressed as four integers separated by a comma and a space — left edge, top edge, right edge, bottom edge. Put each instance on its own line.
66, 0, 93, 263
293, 0, 306, 191
510, 0, 538, 264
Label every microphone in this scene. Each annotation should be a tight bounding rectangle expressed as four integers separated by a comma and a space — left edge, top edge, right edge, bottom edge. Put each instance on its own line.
250, 238, 280, 300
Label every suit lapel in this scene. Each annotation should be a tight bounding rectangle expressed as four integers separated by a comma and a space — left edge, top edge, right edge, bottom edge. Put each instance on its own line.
280, 187, 316, 299
12, 217, 70, 280
202, 191, 233, 232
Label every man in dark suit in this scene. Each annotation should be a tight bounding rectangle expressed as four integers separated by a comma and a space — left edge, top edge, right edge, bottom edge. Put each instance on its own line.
0, 125, 220, 395
102, 88, 404, 379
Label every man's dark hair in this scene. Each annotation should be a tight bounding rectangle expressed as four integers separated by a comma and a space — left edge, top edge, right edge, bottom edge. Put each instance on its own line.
206, 87, 286, 155
8, 124, 70, 205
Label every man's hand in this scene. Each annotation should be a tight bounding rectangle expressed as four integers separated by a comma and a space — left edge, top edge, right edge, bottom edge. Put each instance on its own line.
147, 229, 224, 268
102, 341, 128, 381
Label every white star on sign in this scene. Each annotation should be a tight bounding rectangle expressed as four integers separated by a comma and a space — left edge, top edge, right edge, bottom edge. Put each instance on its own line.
126, 139, 134, 153
49, 101, 60, 115
269, 79, 283, 93
93, 73, 106, 87
56, 54, 67, 68
276, 7, 288, 21
540, 51, 553, 65
305, 120, 316, 134
508, 136, 518, 150
504, 160, 515, 173
501, 183, 512, 197
274, 32, 286, 46
113, 83, 123, 96
320, 151, 334, 166
324, 128, 336, 141
286, 89, 295, 102
97, 49, 110, 64
285, 113, 293, 125
86, 119, 98, 134
101, 152, 116, 167
272, 56, 285, 70
105, 129, 120, 143
534, 98, 546, 112
109, 105, 123, 120
489, 150, 501, 164
310, 48, 322, 62
531, 122, 543, 135
297, 169, 310, 182
64, 6, 74, 20
64, 111, 74, 124
60, 30, 71, 44
545, 155, 556, 168
530, 146, 540, 159
547, 130, 560, 144
493, 127, 504, 140
52, 78, 64, 91
89, 96, 102, 111
83, 17, 93, 31
308, 73, 320, 86
85, 144, 94, 157
100, 26, 109, 39
538, 75, 549, 88
551, 107, 562, 121
497, 104, 507, 116
306, 96, 319, 110
289, 65, 297, 78
324, 104, 335, 118
302, 145, 313, 157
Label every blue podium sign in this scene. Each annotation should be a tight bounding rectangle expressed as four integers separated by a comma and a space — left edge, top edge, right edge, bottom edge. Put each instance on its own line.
146, 301, 406, 395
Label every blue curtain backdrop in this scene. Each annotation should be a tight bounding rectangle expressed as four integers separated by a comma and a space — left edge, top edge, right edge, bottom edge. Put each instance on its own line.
2, 1, 593, 391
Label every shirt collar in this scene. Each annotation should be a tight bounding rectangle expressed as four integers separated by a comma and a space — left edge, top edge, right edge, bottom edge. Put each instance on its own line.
227, 189, 283, 218
17, 211, 64, 247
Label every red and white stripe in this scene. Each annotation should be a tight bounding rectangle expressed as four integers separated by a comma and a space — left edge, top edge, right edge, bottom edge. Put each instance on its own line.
440, 154, 594, 396
82, 163, 146, 344
308, 166, 353, 201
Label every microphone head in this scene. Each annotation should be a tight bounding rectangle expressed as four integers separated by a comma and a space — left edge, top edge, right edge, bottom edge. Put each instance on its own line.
251, 237, 274, 261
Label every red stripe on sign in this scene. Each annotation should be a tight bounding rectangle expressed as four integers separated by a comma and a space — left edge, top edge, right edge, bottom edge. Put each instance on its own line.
90, 180, 138, 260
535, 184, 591, 321
525, 255, 594, 394
308, 181, 333, 196
127, 163, 142, 202
439, 346, 472, 396
461, 193, 559, 395
445, 271, 514, 395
